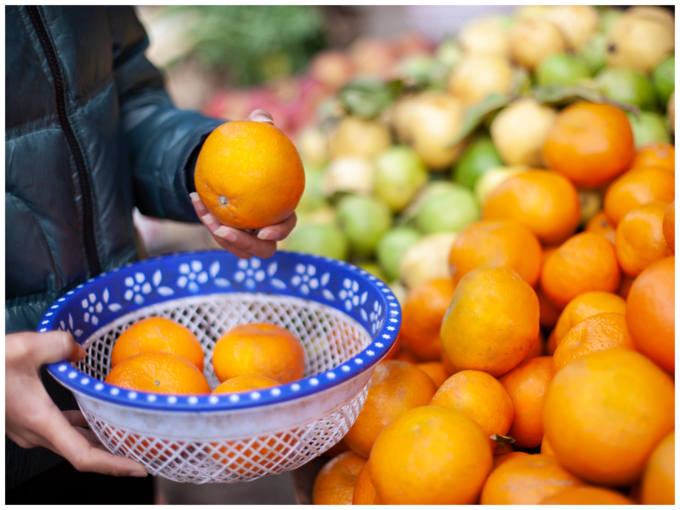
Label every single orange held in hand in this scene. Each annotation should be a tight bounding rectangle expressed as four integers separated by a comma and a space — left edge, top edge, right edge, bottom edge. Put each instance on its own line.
482, 170, 580, 245
105, 351, 211, 394
369, 406, 493, 505
540, 232, 621, 308
481, 454, 585, 505
498, 356, 553, 448
111, 316, 205, 371
211, 375, 279, 394
416, 362, 448, 388
312, 451, 367, 505
543, 349, 675, 486
552, 312, 636, 373
431, 370, 514, 453
553, 291, 626, 346
449, 219, 543, 286
400, 279, 456, 361
352, 462, 381, 505
541, 486, 635, 505
441, 266, 540, 377
626, 256, 675, 373
211, 323, 305, 383
585, 211, 616, 244
641, 431, 675, 505
631, 142, 675, 173
195, 121, 305, 229
543, 102, 635, 188
344, 360, 436, 458
604, 166, 675, 226
662, 200, 675, 252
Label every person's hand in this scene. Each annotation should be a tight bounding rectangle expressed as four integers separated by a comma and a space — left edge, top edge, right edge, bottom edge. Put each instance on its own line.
5, 331, 148, 477
191, 109, 298, 259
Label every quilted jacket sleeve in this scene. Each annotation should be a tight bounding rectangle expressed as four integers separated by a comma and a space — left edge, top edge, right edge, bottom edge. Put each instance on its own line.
106, 6, 224, 222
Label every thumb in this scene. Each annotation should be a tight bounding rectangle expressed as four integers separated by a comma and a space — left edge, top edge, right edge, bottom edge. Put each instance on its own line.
29, 331, 86, 367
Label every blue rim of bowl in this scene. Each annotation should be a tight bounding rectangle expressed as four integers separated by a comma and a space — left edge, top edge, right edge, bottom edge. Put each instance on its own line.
42, 250, 401, 412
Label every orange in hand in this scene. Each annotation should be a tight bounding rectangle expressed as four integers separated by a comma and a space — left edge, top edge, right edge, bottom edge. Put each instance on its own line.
540, 232, 621, 308
448, 220, 543, 287
631, 142, 675, 173
482, 170, 580, 245
553, 291, 626, 346
312, 451, 366, 505
195, 121, 305, 230
211, 323, 305, 383
212, 375, 279, 394
543, 102, 635, 189
604, 166, 675, 226
111, 316, 205, 371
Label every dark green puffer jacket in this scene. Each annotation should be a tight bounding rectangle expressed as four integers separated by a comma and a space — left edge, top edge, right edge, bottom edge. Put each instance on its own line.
5, 5, 223, 487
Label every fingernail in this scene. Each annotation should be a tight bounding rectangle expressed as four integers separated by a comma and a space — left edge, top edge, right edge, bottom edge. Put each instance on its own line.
254, 115, 274, 125
214, 226, 238, 243
257, 229, 279, 241
202, 214, 215, 224
190, 192, 200, 202
129, 470, 148, 478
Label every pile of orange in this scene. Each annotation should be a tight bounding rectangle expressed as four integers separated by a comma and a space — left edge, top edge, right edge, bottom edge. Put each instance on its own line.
313, 102, 676, 505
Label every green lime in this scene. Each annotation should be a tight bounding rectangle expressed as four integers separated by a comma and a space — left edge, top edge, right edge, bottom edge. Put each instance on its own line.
536, 54, 592, 87
415, 184, 480, 234
595, 68, 657, 111
297, 168, 328, 214
599, 7, 623, 34
626, 111, 672, 148
653, 56, 675, 108
580, 33, 607, 74
287, 224, 348, 260
336, 194, 393, 257
376, 226, 422, 281
452, 135, 504, 190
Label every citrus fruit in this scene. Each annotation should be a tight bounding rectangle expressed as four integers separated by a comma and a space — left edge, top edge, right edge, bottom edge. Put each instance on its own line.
537, 284, 561, 329
585, 211, 616, 244
211, 323, 305, 383
374, 146, 428, 212
553, 291, 626, 345
498, 356, 553, 448
541, 436, 555, 456
447, 54, 514, 107
652, 56, 675, 107
663, 201, 674, 252
336, 194, 392, 257
448, 219, 543, 287
535, 54, 591, 87
546, 329, 558, 355
626, 256, 675, 373
105, 352, 210, 395
540, 232, 621, 308
579, 32, 607, 74
641, 431, 675, 505
416, 362, 448, 388
352, 462, 380, 504
604, 166, 675, 226
286, 223, 348, 260
543, 348, 675, 486
626, 111, 672, 148
492, 452, 529, 471
400, 279, 455, 361
211, 375, 279, 394
542, 102, 635, 188
618, 273, 636, 299
323, 438, 350, 458
415, 184, 479, 234
615, 201, 673, 275
430, 370, 514, 453
552, 312, 636, 373
394, 349, 419, 364
631, 142, 675, 173
546, 5, 599, 52
524, 330, 546, 361
481, 454, 585, 505
595, 68, 657, 110
312, 451, 367, 505
194, 121, 305, 230
369, 406, 493, 504
376, 227, 421, 282
441, 266, 540, 377
452, 134, 503, 190
327, 116, 391, 159
541, 487, 635, 505
111, 316, 205, 371
508, 18, 566, 71
343, 360, 436, 458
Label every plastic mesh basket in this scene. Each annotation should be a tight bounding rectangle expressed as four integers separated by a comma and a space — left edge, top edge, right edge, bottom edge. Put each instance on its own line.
41, 251, 400, 483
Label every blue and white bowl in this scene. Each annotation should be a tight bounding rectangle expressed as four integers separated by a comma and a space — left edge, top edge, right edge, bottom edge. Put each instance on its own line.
41, 250, 401, 483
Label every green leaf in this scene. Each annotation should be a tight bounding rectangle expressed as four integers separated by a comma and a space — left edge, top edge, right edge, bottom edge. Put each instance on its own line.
447, 93, 515, 148
532, 85, 642, 118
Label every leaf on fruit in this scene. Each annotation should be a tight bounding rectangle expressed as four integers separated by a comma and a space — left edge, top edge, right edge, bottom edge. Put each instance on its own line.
532, 85, 642, 118
447, 93, 515, 148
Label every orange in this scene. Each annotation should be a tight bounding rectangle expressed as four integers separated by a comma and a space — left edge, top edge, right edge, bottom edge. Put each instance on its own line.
105, 351, 210, 394
553, 291, 626, 345
211, 375, 279, 394
641, 431, 675, 505
312, 451, 366, 505
615, 201, 673, 276
209, 432, 294, 476
498, 357, 553, 448
343, 360, 436, 458
618, 273, 636, 299
481, 454, 585, 504
537, 285, 561, 328
604, 166, 675, 226
482, 170, 580, 245
431, 370, 514, 453
448, 220, 543, 286
111, 316, 204, 371
585, 211, 616, 244
546, 329, 558, 355
663, 200, 675, 252
541, 435, 555, 456
492, 452, 529, 471
369, 406, 492, 504
626, 257, 675, 373
543, 102, 635, 188
416, 362, 448, 388
195, 121, 305, 230
441, 350, 457, 377
211, 323, 305, 383
323, 438, 350, 458
352, 462, 380, 505
552, 312, 636, 372
541, 487, 635, 505
400, 279, 456, 361
441, 267, 540, 377
524, 330, 545, 361
631, 141, 675, 173
544, 349, 675, 486
540, 232, 621, 308
494, 443, 514, 456
394, 349, 418, 364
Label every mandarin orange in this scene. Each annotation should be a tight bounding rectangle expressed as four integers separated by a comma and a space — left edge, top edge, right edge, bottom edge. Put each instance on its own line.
553, 291, 626, 345
312, 451, 367, 505
585, 210, 616, 244
352, 462, 381, 505
541, 486, 635, 505
631, 141, 675, 173
416, 362, 448, 388
604, 166, 675, 226
662, 200, 675, 252
211, 375, 279, 394
641, 431, 675, 505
